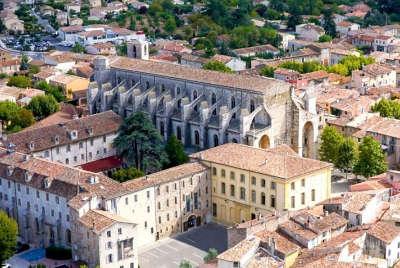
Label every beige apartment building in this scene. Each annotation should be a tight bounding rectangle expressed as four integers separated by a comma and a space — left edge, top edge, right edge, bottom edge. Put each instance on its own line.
191, 143, 332, 225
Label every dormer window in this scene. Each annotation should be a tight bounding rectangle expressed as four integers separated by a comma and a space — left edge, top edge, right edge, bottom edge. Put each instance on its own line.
54, 135, 60, 145
88, 176, 99, 184
28, 141, 35, 151
7, 166, 14, 176
87, 127, 93, 136
69, 130, 78, 140
43, 177, 52, 189
24, 171, 32, 182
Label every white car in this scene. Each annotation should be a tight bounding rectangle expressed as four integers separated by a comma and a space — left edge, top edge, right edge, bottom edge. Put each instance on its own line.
2, 263, 11, 268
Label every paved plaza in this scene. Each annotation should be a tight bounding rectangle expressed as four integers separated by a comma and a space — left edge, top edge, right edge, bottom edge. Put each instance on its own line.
139, 223, 227, 268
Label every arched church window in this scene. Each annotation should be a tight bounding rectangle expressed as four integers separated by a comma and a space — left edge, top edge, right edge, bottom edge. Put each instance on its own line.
193, 90, 198, 100
213, 134, 219, 147
194, 131, 200, 145
176, 87, 181, 95
146, 81, 150, 89
176, 126, 182, 141
232, 138, 238, 143
231, 96, 236, 108
160, 122, 165, 137
161, 84, 166, 92
250, 100, 255, 112
211, 93, 216, 105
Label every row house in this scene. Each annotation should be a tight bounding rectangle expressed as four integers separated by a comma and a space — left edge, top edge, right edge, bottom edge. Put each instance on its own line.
278, 211, 348, 249
5, 111, 121, 167
0, 146, 138, 268
58, 25, 146, 46
352, 63, 397, 93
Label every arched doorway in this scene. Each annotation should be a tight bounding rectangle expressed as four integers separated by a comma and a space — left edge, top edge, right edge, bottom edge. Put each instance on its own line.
259, 135, 270, 149
183, 215, 197, 231
303, 122, 314, 158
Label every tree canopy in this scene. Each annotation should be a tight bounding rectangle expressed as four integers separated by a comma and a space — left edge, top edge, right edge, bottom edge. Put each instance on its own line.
111, 167, 144, 182
27, 95, 60, 119
371, 99, 400, 119
164, 135, 189, 169
354, 136, 387, 178
34, 81, 66, 102
335, 138, 358, 179
113, 112, 168, 173
0, 210, 18, 265
203, 60, 233, 73
319, 126, 344, 164
0, 101, 35, 132
7, 75, 32, 88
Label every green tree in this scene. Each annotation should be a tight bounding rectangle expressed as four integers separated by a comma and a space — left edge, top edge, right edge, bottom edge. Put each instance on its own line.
20, 54, 29, 71
27, 95, 59, 119
335, 138, 358, 179
322, 8, 336, 37
7, 75, 32, 88
260, 66, 275, 77
0, 101, 35, 131
113, 112, 168, 173
14, 109, 35, 129
319, 126, 344, 164
371, 99, 400, 119
354, 136, 387, 178
203, 248, 218, 263
164, 135, 188, 168
0, 210, 18, 265
34, 81, 65, 102
318, 34, 333, 42
111, 167, 144, 182
203, 60, 233, 73
164, 16, 177, 34
287, 5, 303, 30
179, 260, 192, 268
71, 42, 86, 53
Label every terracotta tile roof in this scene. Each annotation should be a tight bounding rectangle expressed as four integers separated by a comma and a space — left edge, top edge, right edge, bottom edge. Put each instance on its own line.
279, 220, 319, 240
301, 70, 329, 81
109, 57, 289, 94
60, 25, 84, 33
291, 211, 347, 234
211, 54, 233, 64
121, 162, 207, 193
254, 230, 300, 255
367, 221, 400, 244
0, 59, 20, 68
191, 144, 332, 179
233, 44, 279, 55
0, 148, 123, 205
343, 192, 374, 214
6, 110, 121, 154
246, 248, 282, 268
79, 156, 122, 173
78, 209, 135, 233
217, 237, 260, 262
350, 178, 391, 192
23, 103, 78, 131
366, 117, 400, 139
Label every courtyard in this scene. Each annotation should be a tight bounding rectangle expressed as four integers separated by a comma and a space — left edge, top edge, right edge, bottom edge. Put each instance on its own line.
139, 223, 227, 268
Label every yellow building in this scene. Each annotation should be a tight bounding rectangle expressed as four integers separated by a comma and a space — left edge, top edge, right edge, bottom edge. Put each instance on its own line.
49, 73, 90, 99
191, 143, 332, 226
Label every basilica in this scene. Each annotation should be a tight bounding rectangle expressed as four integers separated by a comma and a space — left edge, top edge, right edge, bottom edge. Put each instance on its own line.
87, 41, 319, 158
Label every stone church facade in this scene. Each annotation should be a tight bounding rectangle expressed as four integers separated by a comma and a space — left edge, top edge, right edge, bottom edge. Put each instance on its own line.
87, 55, 319, 158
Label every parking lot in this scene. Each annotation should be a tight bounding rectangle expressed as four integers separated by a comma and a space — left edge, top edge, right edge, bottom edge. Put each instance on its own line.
139, 223, 227, 268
